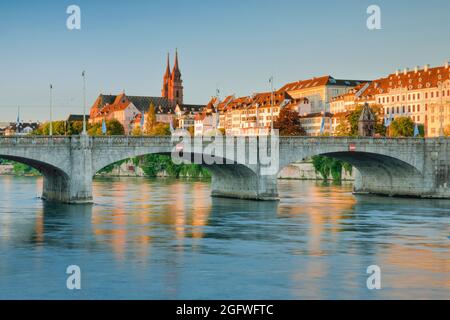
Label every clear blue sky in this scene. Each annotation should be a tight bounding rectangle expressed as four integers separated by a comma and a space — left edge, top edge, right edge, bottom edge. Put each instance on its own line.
0, 0, 449, 121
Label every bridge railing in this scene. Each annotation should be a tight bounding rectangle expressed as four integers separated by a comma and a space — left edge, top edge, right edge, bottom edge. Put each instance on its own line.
0, 136, 72, 146
91, 135, 173, 147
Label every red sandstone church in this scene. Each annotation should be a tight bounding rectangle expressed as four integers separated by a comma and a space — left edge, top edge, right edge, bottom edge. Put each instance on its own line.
89, 50, 204, 134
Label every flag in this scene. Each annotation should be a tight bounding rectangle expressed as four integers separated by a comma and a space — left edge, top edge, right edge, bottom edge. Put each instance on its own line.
170, 119, 175, 133
414, 123, 420, 137
320, 116, 325, 135
384, 117, 391, 127
16, 106, 20, 126
280, 98, 290, 108
140, 112, 145, 128
102, 118, 107, 135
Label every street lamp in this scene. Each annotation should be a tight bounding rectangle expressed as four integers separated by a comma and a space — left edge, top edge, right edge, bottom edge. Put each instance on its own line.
439, 81, 444, 137
49, 84, 53, 136
269, 76, 274, 134
82, 71, 87, 135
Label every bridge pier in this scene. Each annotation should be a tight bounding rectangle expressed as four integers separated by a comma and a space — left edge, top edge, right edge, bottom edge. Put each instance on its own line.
42, 135, 93, 204
210, 165, 279, 201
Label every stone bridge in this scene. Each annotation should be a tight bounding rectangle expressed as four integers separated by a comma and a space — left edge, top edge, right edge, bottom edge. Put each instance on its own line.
0, 135, 449, 203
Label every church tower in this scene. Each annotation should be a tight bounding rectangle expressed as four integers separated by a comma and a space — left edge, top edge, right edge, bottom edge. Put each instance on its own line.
169, 49, 183, 106
161, 53, 171, 99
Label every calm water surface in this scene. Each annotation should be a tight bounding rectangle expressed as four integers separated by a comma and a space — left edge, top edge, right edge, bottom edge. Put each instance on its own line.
0, 176, 449, 299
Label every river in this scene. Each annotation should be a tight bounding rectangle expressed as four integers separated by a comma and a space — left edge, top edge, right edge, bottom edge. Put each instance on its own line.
0, 176, 448, 299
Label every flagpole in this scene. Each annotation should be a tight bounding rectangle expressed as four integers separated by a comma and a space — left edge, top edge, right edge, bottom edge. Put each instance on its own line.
82, 71, 87, 135
270, 76, 274, 134
49, 84, 53, 136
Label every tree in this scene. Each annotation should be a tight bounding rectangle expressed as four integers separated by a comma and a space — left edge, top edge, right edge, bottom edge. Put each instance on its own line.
150, 123, 171, 136
273, 108, 306, 136
131, 125, 142, 136
444, 125, 450, 137
34, 121, 67, 135
144, 102, 157, 134
312, 155, 352, 181
87, 119, 124, 136
335, 104, 386, 137
67, 121, 83, 135
389, 116, 414, 137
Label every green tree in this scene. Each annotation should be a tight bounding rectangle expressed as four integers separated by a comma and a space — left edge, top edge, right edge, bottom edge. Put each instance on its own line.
131, 125, 142, 136
144, 102, 157, 134
149, 123, 171, 136
34, 121, 67, 135
273, 108, 306, 136
312, 156, 352, 181
67, 121, 83, 135
389, 116, 414, 137
87, 119, 125, 136
335, 104, 386, 137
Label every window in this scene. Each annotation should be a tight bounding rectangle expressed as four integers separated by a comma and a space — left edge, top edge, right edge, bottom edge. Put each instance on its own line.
431, 92, 434, 98
417, 105, 420, 112
413, 105, 416, 112
402, 106, 405, 113
425, 93, 428, 99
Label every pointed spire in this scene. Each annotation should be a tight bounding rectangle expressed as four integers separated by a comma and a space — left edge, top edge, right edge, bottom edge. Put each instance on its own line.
172, 48, 181, 77
164, 52, 171, 78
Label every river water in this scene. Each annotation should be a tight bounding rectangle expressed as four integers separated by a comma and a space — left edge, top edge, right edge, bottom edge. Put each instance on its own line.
0, 176, 448, 300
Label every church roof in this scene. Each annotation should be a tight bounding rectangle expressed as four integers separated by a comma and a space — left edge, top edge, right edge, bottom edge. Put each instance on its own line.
90, 94, 204, 118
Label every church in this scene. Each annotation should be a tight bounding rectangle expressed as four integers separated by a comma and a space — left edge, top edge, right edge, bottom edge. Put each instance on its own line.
89, 50, 204, 134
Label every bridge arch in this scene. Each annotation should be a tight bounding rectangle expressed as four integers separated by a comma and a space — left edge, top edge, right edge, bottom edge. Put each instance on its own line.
0, 154, 70, 201
91, 148, 265, 201
278, 138, 427, 197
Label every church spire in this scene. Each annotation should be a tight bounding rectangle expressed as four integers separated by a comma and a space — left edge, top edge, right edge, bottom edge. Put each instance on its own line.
164, 52, 171, 79
162, 52, 171, 98
172, 48, 181, 79
169, 49, 183, 105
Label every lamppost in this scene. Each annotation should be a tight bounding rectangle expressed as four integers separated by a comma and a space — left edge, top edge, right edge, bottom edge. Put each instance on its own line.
439, 81, 444, 137
82, 71, 87, 135
49, 84, 53, 136
269, 76, 274, 134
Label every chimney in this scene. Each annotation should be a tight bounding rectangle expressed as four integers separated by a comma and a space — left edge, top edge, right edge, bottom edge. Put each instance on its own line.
445, 60, 449, 69
414, 66, 419, 73
395, 70, 400, 76
424, 64, 430, 72
403, 68, 409, 75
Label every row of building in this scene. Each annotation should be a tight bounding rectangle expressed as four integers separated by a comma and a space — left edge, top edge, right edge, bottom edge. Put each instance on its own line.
195, 62, 450, 137
86, 52, 450, 137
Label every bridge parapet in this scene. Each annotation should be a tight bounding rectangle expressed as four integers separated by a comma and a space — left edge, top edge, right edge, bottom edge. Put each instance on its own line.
0, 136, 71, 146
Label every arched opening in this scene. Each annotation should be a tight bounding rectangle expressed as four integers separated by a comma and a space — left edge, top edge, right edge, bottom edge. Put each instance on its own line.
278, 151, 424, 198
92, 152, 264, 200
0, 155, 70, 202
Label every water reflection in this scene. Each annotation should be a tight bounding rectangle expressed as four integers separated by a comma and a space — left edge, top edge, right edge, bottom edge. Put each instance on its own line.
0, 176, 448, 299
